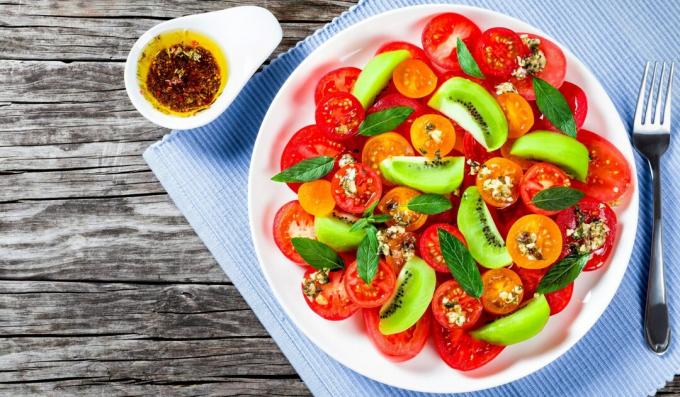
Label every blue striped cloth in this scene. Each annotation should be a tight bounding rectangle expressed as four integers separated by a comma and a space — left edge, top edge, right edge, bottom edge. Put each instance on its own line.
144, 1, 680, 395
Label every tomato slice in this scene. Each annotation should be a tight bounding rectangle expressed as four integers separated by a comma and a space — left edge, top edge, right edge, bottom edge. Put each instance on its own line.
496, 200, 531, 239
535, 81, 588, 130
379, 227, 417, 273
280, 125, 346, 192
410, 114, 456, 158
344, 260, 396, 308
571, 129, 632, 203
297, 180, 335, 216
377, 41, 430, 64
555, 196, 617, 271
545, 282, 574, 314
361, 132, 415, 184
496, 92, 534, 138
331, 163, 382, 214
432, 279, 483, 330
368, 93, 428, 140
474, 27, 526, 79
520, 162, 572, 215
432, 322, 504, 371
419, 223, 466, 273
393, 59, 438, 99
315, 92, 365, 141
314, 67, 361, 105
378, 186, 428, 232
511, 33, 566, 100
273, 201, 316, 265
476, 157, 524, 208
514, 266, 574, 314
301, 268, 359, 320
481, 268, 524, 315
422, 13, 482, 71
363, 308, 431, 362
507, 214, 563, 269
463, 132, 500, 188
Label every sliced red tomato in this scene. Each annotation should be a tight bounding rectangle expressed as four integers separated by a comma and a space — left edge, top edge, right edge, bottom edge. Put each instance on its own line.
555, 196, 617, 271
301, 268, 359, 320
533, 81, 588, 131
281, 125, 346, 192
432, 322, 504, 371
545, 282, 574, 315
432, 279, 483, 330
331, 162, 382, 214
315, 92, 365, 141
421, 13, 482, 71
344, 260, 396, 308
511, 33, 566, 100
520, 162, 572, 216
420, 223, 466, 273
368, 93, 428, 141
571, 129, 632, 203
314, 67, 361, 104
474, 27, 526, 79
363, 308, 431, 362
514, 266, 573, 314
377, 41, 430, 64
273, 201, 315, 265
497, 201, 531, 239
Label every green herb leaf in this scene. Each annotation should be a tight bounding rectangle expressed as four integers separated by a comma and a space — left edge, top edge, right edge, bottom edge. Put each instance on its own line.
356, 226, 380, 284
532, 187, 584, 211
456, 37, 485, 79
363, 200, 379, 217
359, 106, 414, 136
368, 214, 392, 223
349, 218, 370, 233
407, 194, 452, 215
537, 253, 590, 294
271, 156, 335, 183
533, 77, 577, 137
438, 228, 483, 298
291, 237, 344, 270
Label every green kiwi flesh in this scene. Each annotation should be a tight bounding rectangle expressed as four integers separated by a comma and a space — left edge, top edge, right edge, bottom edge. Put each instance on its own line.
510, 131, 589, 182
351, 50, 411, 109
314, 215, 365, 252
471, 294, 550, 345
379, 155, 465, 194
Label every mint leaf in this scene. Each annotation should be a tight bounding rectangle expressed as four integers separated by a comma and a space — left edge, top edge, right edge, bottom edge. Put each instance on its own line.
368, 214, 391, 223
291, 237, 344, 270
349, 218, 370, 233
532, 187, 584, 211
407, 194, 452, 215
271, 156, 334, 183
533, 77, 577, 137
537, 253, 590, 294
356, 226, 380, 284
438, 228, 483, 298
363, 200, 379, 217
359, 106, 414, 136
456, 37, 485, 79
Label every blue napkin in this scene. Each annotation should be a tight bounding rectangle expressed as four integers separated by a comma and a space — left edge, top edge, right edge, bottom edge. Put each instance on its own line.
144, 0, 680, 395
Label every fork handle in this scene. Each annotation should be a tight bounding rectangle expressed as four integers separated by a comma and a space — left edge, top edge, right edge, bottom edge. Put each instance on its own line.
644, 156, 670, 354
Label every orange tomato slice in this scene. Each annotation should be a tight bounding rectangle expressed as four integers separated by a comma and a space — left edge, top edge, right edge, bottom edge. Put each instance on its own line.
481, 268, 524, 315
362, 132, 415, 184
298, 180, 335, 216
496, 92, 534, 138
507, 214, 563, 269
378, 186, 427, 232
392, 59, 438, 98
410, 114, 456, 158
476, 157, 523, 208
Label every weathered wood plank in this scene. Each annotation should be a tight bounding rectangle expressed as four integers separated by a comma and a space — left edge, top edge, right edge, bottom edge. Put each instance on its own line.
0, 196, 225, 283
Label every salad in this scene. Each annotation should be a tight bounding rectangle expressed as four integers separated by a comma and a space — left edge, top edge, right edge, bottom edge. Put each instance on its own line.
269, 12, 631, 371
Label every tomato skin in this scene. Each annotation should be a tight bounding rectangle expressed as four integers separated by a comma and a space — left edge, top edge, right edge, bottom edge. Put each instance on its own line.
301, 268, 359, 321
419, 223, 466, 273
520, 162, 572, 216
314, 67, 361, 104
535, 81, 588, 130
432, 322, 504, 371
273, 201, 315, 265
555, 196, 617, 271
281, 125, 346, 192
432, 279, 483, 330
422, 13, 482, 71
315, 92, 365, 141
545, 282, 573, 314
497, 201, 531, 239
363, 308, 431, 362
331, 163, 382, 214
377, 41, 430, 64
511, 33, 566, 100
344, 260, 396, 308
474, 27, 526, 79
368, 93, 428, 141
571, 129, 632, 203
513, 266, 573, 314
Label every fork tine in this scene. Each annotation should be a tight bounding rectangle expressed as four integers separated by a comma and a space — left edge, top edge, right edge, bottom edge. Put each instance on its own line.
663, 62, 674, 128
635, 62, 650, 126
654, 63, 667, 124
645, 62, 659, 125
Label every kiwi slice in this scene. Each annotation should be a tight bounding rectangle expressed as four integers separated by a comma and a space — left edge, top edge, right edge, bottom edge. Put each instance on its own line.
510, 131, 589, 182
314, 215, 365, 252
471, 294, 550, 345
379, 156, 464, 194
351, 49, 411, 109
379, 256, 436, 335
457, 186, 512, 268
428, 77, 508, 151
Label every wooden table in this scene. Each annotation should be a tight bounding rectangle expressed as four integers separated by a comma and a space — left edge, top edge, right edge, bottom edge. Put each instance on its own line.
0, 1, 677, 395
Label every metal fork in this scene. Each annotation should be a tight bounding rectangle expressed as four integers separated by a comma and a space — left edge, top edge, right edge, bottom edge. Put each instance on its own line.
633, 61, 675, 355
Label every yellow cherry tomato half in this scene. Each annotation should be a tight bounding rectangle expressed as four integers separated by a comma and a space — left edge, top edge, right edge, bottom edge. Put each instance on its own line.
507, 214, 563, 269
481, 268, 524, 315
476, 157, 523, 208
496, 92, 534, 139
410, 114, 456, 158
362, 132, 414, 184
378, 186, 428, 232
297, 180, 335, 216
392, 59, 438, 99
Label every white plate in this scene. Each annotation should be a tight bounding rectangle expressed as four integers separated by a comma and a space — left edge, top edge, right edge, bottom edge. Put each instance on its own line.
248, 4, 638, 393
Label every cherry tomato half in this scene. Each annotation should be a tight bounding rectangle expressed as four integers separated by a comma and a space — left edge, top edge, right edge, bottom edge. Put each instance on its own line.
314, 67, 361, 104
422, 13, 482, 71
315, 92, 365, 140
301, 268, 359, 320
273, 201, 316, 265
377, 41, 430, 64
476, 157, 524, 208
378, 186, 428, 232
419, 223, 466, 273
363, 308, 431, 362
481, 268, 524, 315
507, 214, 563, 269
432, 322, 504, 371
344, 260, 396, 308
496, 92, 534, 138
361, 132, 415, 184
474, 27, 526, 79
331, 163, 382, 214
297, 180, 335, 216
432, 279, 483, 329
511, 33, 566, 100
514, 266, 574, 314
535, 81, 588, 130
520, 162, 572, 216
393, 59, 438, 99
410, 114, 456, 158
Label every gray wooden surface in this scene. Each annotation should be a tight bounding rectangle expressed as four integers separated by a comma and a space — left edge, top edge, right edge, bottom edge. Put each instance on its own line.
0, 1, 677, 396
